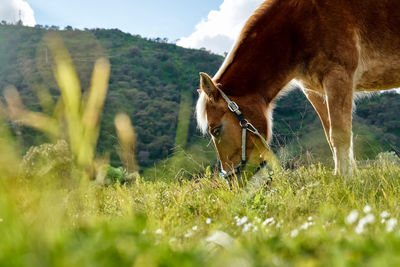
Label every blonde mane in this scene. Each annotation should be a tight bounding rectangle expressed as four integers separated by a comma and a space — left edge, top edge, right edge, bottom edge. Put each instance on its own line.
195, 91, 208, 135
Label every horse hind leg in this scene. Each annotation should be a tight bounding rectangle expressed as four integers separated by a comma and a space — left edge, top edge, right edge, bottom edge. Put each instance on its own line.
303, 89, 334, 154
323, 68, 356, 176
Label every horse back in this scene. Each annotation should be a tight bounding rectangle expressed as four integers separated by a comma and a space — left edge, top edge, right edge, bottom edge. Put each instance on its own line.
294, 0, 400, 91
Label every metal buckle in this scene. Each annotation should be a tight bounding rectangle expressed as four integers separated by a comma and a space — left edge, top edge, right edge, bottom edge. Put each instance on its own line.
228, 101, 239, 113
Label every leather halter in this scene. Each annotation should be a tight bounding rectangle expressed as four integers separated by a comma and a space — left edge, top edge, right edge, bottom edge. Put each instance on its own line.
216, 88, 271, 186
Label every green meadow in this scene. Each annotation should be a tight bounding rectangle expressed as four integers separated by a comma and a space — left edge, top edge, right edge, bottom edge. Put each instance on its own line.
1, 154, 400, 266
0, 26, 400, 266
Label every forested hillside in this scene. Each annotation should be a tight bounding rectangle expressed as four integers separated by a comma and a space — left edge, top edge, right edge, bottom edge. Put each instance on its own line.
1, 24, 399, 170
0, 24, 221, 167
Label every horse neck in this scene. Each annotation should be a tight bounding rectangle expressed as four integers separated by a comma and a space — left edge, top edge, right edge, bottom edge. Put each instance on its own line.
214, 2, 298, 102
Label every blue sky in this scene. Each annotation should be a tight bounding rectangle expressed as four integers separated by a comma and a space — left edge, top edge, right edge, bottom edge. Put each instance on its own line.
27, 0, 222, 41
0, 0, 263, 54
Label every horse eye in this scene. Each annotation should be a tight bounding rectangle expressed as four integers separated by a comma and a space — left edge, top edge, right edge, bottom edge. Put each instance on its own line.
210, 126, 222, 137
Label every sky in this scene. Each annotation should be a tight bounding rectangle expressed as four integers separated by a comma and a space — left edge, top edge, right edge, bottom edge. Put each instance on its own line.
0, 0, 265, 55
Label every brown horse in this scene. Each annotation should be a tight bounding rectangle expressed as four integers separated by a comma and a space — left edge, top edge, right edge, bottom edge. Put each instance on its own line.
196, 0, 400, 176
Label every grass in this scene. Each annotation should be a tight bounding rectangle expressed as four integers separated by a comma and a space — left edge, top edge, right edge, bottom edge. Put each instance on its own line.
1, 34, 400, 266
1, 157, 400, 266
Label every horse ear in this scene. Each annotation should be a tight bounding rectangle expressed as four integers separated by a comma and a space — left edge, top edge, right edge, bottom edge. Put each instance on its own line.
199, 72, 218, 100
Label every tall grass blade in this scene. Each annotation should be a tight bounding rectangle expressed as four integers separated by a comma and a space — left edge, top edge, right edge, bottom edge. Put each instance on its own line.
4, 87, 60, 138
114, 113, 137, 172
45, 33, 83, 160
80, 58, 110, 168
0, 101, 19, 179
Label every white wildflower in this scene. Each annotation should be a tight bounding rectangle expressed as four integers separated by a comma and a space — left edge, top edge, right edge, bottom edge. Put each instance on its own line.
386, 218, 398, 232
155, 229, 163, 235
206, 218, 212, 224
363, 205, 372, 214
243, 223, 252, 233
300, 221, 314, 230
380, 211, 390, 219
345, 210, 359, 225
236, 216, 248, 226
300, 223, 309, 230
262, 217, 275, 227
192, 226, 198, 231
290, 229, 299, 238
308, 216, 313, 221
206, 231, 234, 248
169, 237, 177, 244
355, 214, 375, 234
363, 214, 375, 224
381, 211, 390, 223
355, 224, 364, 234
184, 231, 193, 238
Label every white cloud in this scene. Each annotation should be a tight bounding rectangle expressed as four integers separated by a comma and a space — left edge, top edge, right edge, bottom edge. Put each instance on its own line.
0, 0, 36, 26
177, 0, 264, 55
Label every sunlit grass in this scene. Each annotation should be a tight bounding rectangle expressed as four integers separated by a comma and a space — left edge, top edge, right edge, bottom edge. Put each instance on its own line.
1, 33, 400, 266
1, 157, 400, 266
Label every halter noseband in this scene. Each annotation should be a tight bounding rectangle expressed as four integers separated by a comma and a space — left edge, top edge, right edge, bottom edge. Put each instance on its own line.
216, 88, 271, 186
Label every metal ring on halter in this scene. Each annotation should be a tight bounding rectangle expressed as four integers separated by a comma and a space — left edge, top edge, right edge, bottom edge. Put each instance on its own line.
239, 120, 258, 134
239, 119, 249, 127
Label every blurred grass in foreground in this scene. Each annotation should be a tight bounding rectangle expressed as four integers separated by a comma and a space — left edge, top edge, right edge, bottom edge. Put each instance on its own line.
0, 155, 400, 266
2, 32, 137, 180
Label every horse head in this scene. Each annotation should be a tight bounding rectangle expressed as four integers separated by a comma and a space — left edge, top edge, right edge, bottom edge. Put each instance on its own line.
196, 72, 273, 181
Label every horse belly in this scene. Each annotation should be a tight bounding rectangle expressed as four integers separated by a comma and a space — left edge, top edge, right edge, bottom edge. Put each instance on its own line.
355, 43, 400, 92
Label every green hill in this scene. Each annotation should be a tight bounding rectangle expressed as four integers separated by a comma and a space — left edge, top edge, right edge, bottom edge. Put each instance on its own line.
0, 24, 221, 169
0, 24, 399, 172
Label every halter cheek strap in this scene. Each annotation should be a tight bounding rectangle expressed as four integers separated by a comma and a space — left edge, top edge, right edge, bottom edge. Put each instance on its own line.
217, 88, 271, 186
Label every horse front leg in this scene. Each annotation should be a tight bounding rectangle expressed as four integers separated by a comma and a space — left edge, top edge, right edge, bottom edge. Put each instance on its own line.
323, 69, 356, 176
303, 89, 334, 154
